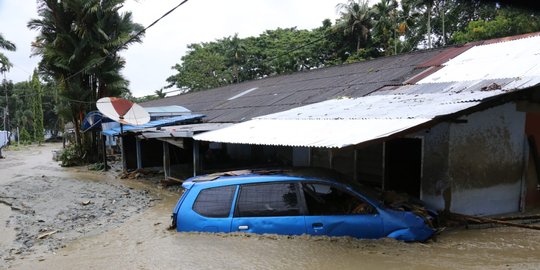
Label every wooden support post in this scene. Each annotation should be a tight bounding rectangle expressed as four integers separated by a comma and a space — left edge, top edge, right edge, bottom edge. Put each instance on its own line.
193, 140, 200, 177
353, 148, 358, 182
121, 136, 127, 172
328, 148, 333, 169
102, 134, 108, 171
136, 137, 142, 170
382, 142, 386, 191
163, 141, 170, 179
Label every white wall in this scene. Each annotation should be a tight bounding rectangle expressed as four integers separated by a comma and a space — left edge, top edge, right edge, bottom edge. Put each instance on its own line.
447, 103, 526, 215
419, 102, 527, 215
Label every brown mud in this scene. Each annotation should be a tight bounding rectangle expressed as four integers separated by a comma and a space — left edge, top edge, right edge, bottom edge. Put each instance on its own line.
1, 144, 540, 269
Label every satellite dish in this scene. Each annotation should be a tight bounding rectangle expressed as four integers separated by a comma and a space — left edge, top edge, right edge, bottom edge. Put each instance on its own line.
97, 97, 150, 126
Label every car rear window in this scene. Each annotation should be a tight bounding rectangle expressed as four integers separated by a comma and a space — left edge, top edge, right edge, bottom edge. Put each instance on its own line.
235, 183, 300, 217
193, 185, 236, 218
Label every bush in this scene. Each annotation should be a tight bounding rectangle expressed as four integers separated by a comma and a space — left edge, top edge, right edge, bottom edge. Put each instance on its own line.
19, 128, 33, 145
59, 144, 83, 167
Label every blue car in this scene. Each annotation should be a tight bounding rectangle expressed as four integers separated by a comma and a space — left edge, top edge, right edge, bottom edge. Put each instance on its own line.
171, 170, 435, 242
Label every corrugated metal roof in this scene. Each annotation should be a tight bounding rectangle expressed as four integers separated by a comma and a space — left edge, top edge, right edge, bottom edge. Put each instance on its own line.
138, 123, 232, 139
193, 89, 505, 148
144, 105, 191, 114
257, 90, 509, 121
194, 67, 538, 148
140, 48, 445, 123
193, 119, 430, 148
416, 46, 473, 68
418, 35, 540, 84
373, 78, 517, 95
102, 114, 204, 136
142, 32, 540, 148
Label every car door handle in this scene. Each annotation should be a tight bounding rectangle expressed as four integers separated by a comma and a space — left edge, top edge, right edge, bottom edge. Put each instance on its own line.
312, 223, 323, 229
238, 225, 249, 230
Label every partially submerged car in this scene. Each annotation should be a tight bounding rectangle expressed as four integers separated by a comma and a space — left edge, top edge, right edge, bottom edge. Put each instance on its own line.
171, 169, 435, 242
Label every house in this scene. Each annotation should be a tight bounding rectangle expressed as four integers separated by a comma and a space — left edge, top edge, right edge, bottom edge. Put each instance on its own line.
138, 32, 540, 215
138, 42, 448, 177
100, 106, 204, 172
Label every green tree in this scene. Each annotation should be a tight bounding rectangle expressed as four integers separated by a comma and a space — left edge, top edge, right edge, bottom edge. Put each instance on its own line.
9, 81, 35, 138
335, 0, 373, 52
372, 0, 399, 55
19, 127, 32, 145
165, 0, 540, 94
31, 70, 44, 144
451, 7, 540, 44
167, 27, 329, 92
0, 33, 16, 73
167, 43, 230, 91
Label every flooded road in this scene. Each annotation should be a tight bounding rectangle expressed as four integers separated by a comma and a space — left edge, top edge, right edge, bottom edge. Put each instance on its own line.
2, 144, 540, 269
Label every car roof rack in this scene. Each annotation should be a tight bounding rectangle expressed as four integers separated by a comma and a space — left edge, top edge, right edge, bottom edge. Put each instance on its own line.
190, 169, 290, 182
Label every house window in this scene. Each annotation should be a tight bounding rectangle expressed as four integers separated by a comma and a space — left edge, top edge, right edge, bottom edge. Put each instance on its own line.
302, 183, 374, 215
193, 185, 236, 218
235, 183, 300, 217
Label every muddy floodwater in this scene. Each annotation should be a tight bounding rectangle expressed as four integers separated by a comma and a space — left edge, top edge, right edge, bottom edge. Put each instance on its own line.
1, 144, 540, 269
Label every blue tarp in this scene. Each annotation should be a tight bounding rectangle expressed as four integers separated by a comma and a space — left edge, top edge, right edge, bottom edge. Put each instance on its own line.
81, 111, 113, 133
101, 114, 205, 136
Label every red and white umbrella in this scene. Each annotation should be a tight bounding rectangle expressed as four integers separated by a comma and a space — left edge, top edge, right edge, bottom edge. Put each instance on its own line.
97, 97, 150, 126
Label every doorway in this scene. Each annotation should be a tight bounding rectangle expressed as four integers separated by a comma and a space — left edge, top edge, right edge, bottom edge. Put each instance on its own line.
384, 138, 422, 198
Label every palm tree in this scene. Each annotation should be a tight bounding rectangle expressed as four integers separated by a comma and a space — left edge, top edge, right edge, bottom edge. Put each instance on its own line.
0, 33, 16, 73
28, 0, 143, 160
336, 0, 373, 52
372, 0, 399, 55
223, 34, 247, 84
401, 0, 436, 49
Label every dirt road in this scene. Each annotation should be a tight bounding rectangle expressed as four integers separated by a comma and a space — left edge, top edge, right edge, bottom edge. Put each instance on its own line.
1, 144, 540, 269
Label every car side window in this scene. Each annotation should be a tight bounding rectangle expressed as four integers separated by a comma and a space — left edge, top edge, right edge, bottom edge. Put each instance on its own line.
235, 183, 300, 217
302, 183, 375, 215
193, 185, 236, 218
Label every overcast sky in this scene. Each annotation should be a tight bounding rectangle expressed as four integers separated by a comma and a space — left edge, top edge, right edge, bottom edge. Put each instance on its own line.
0, 0, 350, 97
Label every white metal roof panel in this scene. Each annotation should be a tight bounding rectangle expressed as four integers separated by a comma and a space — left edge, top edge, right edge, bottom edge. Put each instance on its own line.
144, 105, 191, 115
257, 90, 506, 120
193, 90, 500, 148
193, 119, 430, 148
139, 123, 232, 139
419, 35, 540, 83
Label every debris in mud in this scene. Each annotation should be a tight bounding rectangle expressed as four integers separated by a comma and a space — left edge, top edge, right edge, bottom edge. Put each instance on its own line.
87, 163, 110, 171
37, 230, 58, 239
447, 212, 540, 230
81, 200, 91, 206
120, 168, 161, 180
0, 174, 154, 264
